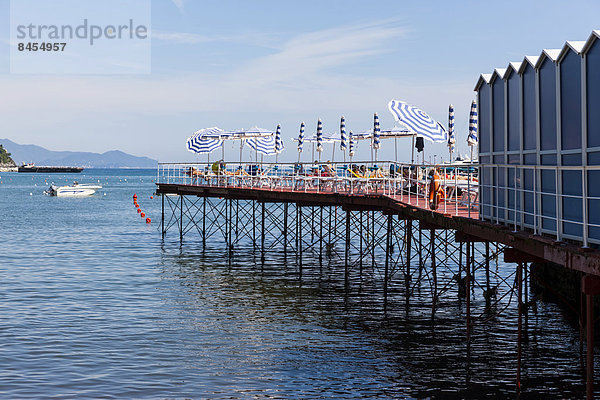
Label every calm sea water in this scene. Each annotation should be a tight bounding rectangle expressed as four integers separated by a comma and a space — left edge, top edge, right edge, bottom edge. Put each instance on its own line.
0, 169, 592, 398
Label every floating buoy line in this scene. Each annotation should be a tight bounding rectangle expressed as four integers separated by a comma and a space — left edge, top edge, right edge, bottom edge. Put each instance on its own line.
133, 193, 151, 224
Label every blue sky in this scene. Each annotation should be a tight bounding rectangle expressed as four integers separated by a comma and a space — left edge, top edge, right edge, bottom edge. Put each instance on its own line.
1, 0, 600, 163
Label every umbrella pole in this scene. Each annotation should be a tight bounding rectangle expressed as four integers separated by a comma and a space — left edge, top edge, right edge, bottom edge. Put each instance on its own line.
332, 145, 335, 163
411, 136, 415, 164
395, 137, 398, 164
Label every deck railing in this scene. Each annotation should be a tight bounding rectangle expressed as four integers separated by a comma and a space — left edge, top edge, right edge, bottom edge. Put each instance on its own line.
158, 160, 479, 216
158, 161, 600, 247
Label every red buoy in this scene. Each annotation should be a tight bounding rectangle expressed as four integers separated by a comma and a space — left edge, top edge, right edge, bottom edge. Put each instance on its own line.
133, 193, 137, 198
150, 196, 153, 199
137, 208, 141, 213
146, 218, 151, 223
140, 212, 145, 218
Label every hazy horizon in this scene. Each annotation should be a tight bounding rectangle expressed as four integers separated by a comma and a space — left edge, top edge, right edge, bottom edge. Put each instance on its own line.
1, 0, 600, 163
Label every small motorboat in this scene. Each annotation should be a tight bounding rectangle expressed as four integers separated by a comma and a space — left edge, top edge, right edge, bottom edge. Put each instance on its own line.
44, 181, 102, 197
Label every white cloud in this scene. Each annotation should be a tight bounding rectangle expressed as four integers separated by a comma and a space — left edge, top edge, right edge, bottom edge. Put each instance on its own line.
170, 0, 184, 11
231, 20, 408, 85
151, 30, 279, 48
0, 20, 475, 159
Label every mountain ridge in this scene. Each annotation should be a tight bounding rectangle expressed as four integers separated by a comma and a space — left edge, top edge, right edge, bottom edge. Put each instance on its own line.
0, 139, 157, 168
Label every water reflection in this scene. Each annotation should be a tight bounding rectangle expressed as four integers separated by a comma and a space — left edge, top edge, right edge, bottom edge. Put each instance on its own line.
159, 236, 589, 398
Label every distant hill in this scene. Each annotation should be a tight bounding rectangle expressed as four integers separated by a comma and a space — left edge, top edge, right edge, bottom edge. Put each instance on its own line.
0, 144, 15, 165
0, 139, 157, 168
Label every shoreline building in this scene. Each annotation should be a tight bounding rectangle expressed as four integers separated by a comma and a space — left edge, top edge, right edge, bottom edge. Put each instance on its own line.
475, 31, 600, 246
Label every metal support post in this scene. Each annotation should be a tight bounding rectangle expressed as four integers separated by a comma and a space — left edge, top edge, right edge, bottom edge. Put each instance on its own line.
466, 240, 471, 342
261, 202, 265, 263
179, 195, 183, 243
202, 197, 206, 250
283, 202, 288, 260
431, 228, 437, 317
345, 210, 351, 290
161, 194, 165, 238
384, 214, 392, 311
517, 262, 523, 394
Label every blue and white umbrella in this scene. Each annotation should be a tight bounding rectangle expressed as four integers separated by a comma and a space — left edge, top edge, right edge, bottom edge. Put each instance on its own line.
373, 113, 381, 150
244, 126, 277, 156
349, 130, 355, 158
448, 104, 456, 158
340, 116, 347, 152
388, 100, 448, 143
186, 127, 224, 154
298, 122, 305, 153
274, 124, 284, 154
316, 119, 323, 157
246, 136, 277, 156
467, 100, 478, 147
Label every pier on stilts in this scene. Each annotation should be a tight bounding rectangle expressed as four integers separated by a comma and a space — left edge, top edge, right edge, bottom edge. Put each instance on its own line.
156, 159, 600, 397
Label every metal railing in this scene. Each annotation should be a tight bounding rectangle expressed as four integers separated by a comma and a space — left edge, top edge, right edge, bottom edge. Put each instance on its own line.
157, 161, 600, 246
158, 160, 479, 216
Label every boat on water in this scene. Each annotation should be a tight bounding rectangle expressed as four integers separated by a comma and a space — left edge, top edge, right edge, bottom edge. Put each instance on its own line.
18, 163, 84, 173
44, 182, 102, 197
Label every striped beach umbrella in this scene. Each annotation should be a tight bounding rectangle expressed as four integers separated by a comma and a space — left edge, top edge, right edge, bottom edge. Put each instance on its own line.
186, 127, 224, 154
373, 112, 381, 163
349, 130, 355, 158
274, 124, 284, 154
316, 119, 323, 156
340, 116, 347, 152
298, 122, 305, 153
448, 104, 456, 160
388, 100, 447, 143
244, 126, 277, 156
246, 135, 277, 155
467, 100, 478, 147
373, 113, 381, 150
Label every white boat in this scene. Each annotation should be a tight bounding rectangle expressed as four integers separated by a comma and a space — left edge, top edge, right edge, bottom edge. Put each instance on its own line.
45, 182, 102, 197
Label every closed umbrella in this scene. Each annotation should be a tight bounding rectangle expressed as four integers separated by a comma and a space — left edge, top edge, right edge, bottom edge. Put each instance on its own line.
274, 124, 284, 163
340, 116, 347, 164
316, 119, 323, 162
298, 121, 304, 162
466, 99, 478, 217
467, 99, 478, 158
448, 104, 456, 163
373, 113, 381, 163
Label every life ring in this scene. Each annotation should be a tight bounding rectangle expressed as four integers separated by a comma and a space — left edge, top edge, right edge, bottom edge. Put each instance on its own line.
429, 170, 443, 210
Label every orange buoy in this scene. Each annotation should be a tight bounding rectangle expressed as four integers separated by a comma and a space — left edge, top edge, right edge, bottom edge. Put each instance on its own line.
133, 193, 137, 198
137, 208, 141, 213
428, 169, 443, 211
140, 212, 145, 218
146, 217, 151, 223
150, 196, 153, 199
